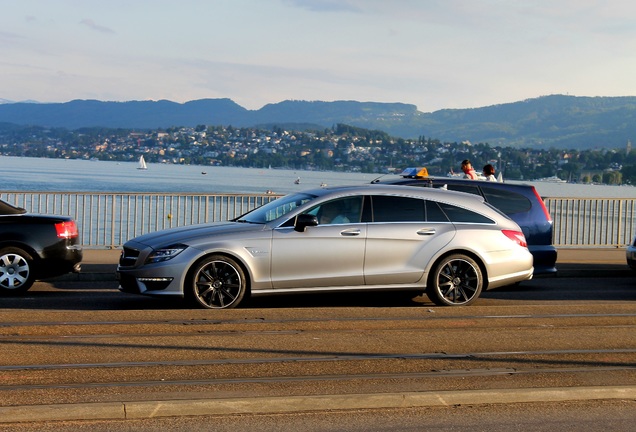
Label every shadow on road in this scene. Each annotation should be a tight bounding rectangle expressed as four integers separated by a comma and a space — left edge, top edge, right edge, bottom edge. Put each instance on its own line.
1, 269, 634, 311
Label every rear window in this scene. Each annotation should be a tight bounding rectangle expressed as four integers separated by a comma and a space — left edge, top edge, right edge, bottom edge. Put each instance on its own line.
437, 202, 494, 224
0, 199, 27, 215
429, 181, 532, 216
443, 183, 482, 196
368, 195, 492, 224
480, 187, 531, 215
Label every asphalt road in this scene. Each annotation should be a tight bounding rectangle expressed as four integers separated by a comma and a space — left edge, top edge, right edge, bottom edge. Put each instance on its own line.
0, 253, 635, 428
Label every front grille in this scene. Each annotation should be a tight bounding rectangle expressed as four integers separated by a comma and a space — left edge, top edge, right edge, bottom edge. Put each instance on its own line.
120, 247, 140, 267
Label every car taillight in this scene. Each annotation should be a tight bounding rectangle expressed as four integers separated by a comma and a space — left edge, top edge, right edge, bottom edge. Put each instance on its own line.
55, 220, 79, 239
502, 229, 527, 248
531, 187, 552, 222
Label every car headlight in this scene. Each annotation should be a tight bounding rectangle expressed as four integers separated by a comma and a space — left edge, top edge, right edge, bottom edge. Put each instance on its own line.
146, 244, 187, 264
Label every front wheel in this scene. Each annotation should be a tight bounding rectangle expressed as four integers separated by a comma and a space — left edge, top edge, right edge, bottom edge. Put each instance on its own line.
0, 247, 36, 296
189, 255, 247, 309
427, 254, 483, 306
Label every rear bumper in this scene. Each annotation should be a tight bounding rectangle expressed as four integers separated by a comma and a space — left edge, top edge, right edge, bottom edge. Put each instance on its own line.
529, 245, 558, 275
37, 244, 83, 278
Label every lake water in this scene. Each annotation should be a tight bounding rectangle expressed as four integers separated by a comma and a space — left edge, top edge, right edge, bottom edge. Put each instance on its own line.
2, 156, 636, 199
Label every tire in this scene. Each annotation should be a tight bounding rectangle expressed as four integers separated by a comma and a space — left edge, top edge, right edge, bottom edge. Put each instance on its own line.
427, 254, 483, 306
0, 247, 36, 296
189, 255, 247, 309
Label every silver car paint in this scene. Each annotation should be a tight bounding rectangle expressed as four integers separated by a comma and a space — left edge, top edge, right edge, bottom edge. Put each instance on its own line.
118, 185, 533, 298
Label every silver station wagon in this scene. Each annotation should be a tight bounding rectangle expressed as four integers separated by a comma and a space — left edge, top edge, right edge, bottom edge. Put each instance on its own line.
117, 185, 533, 308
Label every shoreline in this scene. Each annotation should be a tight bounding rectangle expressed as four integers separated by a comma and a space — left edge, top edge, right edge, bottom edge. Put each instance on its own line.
2, 156, 636, 198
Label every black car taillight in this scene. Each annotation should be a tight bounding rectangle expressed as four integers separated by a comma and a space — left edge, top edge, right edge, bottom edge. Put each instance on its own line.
55, 220, 79, 239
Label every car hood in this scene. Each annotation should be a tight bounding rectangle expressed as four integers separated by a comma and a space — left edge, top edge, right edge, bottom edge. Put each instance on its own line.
126, 221, 268, 248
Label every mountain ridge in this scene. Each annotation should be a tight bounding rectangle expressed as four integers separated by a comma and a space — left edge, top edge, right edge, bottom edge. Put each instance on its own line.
0, 94, 635, 149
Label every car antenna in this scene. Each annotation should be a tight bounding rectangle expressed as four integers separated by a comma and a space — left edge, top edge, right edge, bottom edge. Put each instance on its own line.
370, 172, 394, 183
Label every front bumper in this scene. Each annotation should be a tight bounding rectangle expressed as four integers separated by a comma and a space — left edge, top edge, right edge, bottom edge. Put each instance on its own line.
117, 244, 202, 297
626, 245, 636, 270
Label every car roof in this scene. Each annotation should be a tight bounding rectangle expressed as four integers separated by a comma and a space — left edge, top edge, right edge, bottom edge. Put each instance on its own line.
299, 183, 487, 206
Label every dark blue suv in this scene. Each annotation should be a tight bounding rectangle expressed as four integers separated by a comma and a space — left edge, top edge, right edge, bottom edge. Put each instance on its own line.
372, 169, 557, 275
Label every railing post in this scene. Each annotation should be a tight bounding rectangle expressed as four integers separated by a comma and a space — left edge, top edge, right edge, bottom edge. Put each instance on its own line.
110, 194, 116, 249
617, 199, 623, 247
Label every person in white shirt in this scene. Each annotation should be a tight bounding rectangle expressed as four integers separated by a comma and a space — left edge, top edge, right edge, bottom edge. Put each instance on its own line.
483, 164, 497, 181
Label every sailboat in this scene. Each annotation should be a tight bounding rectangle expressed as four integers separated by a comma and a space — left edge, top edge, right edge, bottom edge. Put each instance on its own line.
137, 155, 148, 170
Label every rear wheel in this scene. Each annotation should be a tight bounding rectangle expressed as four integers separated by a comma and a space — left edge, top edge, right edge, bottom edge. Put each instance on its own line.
427, 254, 483, 306
189, 255, 246, 309
0, 247, 36, 295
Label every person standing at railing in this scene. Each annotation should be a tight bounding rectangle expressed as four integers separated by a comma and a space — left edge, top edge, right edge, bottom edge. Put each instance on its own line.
483, 164, 497, 181
461, 159, 479, 180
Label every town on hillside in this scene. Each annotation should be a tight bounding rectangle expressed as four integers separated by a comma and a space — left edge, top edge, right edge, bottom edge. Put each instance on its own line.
0, 123, 633, 185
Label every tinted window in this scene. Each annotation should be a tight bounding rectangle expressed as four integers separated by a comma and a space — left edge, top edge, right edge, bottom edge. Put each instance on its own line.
371, 196, 425, 222
443, 183, 482, 196
425, 200, 449, 222
306, 196, 363, 225
437, 202, 494, 224
0, 199, 26, 215
480, 187, 531, 215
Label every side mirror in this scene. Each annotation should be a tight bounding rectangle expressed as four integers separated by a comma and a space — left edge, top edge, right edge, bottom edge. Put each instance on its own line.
294, 214, 318, 232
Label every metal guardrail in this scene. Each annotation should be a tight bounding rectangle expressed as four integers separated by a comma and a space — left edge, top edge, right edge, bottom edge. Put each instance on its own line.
1, 192, 278, 248
546, 198, 636, 248
2, 191, 635, 249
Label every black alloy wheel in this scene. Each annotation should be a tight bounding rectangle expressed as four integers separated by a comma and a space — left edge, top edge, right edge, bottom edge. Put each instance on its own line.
190, 255, 246, 309
427, 254, 483, 306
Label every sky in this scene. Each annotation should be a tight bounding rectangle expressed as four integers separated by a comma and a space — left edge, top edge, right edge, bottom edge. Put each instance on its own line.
1, 0, 636, 113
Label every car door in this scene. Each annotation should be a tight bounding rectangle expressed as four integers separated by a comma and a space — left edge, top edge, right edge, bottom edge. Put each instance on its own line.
363, 195, 456, 285
270, 196, 366, 289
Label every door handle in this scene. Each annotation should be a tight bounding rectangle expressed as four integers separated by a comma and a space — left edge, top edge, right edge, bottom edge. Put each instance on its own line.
417, 228, 436, 235
340, 229, 361, 236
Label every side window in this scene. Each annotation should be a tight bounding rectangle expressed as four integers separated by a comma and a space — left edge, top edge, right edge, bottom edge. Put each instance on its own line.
481, 187, 531, 215
437, 202, 494, 224
371, 196, 425, 222
425, 200, 449, 222
311, 196, 363, 225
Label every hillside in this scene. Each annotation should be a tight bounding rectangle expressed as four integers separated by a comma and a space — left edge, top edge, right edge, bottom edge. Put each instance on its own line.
1, 95, 635, 149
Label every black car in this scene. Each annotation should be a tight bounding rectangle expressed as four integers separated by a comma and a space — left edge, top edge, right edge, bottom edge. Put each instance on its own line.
372, 168, 557, 275
0, 199, 82, 295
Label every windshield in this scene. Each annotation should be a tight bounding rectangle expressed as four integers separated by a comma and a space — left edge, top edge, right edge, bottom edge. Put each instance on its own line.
236, 193, 317, 224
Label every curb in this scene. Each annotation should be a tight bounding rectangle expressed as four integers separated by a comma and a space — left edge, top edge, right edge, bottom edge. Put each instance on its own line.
1, 386, 635, 424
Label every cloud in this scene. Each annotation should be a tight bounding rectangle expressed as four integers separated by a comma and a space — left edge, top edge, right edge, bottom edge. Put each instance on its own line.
0, 30, 24, 40
283, 0, 362, 13
79, 19, 115, 34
